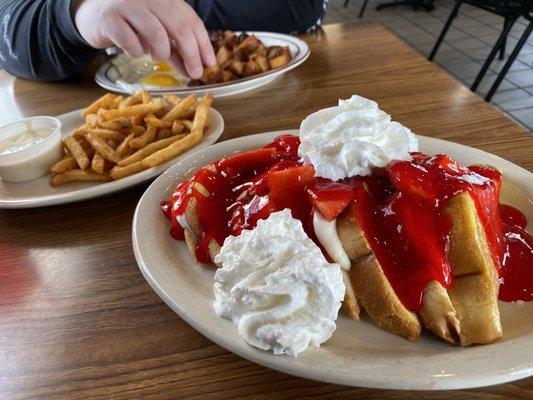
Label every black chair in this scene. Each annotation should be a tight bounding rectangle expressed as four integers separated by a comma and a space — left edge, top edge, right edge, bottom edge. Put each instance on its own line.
484, 1, 532, 100
429, 0, 528, 101
344, 0, 433, 17
343, 0, 371, 18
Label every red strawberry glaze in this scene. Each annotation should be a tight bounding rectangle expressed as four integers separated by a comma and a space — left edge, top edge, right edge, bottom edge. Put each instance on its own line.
161, 135, 317, 263
498, 204, 533, 302
352, 154, 532, 311
161, 137, 531, 305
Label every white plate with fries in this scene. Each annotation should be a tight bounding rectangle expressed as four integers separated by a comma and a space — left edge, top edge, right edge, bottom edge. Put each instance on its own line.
95, 31, 310, 97
132, 131, 533, 390
0, 92, 223, 208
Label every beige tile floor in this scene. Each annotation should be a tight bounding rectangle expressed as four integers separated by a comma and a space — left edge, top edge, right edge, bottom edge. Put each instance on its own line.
325, 0, 533, 130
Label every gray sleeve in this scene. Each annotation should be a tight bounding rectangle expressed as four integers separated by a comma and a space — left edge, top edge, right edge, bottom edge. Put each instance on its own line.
0, 0, 103, 81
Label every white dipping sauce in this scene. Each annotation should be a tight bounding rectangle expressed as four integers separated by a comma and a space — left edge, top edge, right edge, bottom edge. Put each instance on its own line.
0, 117, 63, 183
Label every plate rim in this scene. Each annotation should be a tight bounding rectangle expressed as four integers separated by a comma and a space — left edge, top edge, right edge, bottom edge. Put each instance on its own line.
95, 32, 310, 95
0, 108, 224, 209
132, 130, 533, 390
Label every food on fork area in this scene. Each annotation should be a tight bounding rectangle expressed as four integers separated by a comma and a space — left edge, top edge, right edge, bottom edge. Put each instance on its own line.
50, 90, 212, 186
161, 95, 532, 355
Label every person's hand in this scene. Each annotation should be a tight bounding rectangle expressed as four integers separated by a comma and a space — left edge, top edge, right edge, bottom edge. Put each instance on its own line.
73, 0, 216, 79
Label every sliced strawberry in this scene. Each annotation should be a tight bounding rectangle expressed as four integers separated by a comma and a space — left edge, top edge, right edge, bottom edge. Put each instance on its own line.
306, 179, 354, 221
264, 135, 301, 160
248, 160, 301, 196
217, 147, 278, 176
267, 165, 315, 221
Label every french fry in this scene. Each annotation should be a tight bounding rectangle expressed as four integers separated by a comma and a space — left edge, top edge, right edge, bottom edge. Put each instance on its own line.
171, 120, 184, 135
70, 124, 90, 138
52, 90, 213, 186
181, 119, 193, 131
81, 93, 116, 119
110, 161, 147, 180
102, 99, 164, 120
86, 128, 125, 141
119, 95, 141, 109
191, 93, 212, 135
50, 156, 78, 174
145, 117, 172, 128
163, 94, 196, 121
142, 93, 212, 167
85, 114, 99, 127
112, 95, 124, 108
130, 125, 146, 136
129, 124, 157, 149
91, 152, 105, 174
118, 135, 185, 166
140, 89, 151, 104
98, 117, 132, 130
51, 169, 110, 186
64, 136, 90, 169
116, 133, 135, 157
86, 134, 121, 163
164, 94, 181, 107
157, 129, 172, 139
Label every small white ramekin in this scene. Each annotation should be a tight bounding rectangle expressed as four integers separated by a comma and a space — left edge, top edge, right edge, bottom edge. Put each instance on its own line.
0, 116, 63, 183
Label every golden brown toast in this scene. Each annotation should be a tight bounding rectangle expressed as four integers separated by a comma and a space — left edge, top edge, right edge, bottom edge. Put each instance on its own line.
348, 254, 422, 341
444, 192, 502, 346
341, 190, 502, 346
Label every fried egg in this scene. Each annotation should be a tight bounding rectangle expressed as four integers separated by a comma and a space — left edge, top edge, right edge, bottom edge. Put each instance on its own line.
111, 54, 188, 92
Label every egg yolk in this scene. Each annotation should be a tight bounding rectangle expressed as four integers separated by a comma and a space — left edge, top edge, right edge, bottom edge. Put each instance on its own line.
140, 73, 180, 87
154, 61, 174, 72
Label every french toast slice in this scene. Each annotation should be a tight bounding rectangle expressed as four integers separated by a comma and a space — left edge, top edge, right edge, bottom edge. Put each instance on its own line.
444, 192, 502, 346
338, 203, 462, 344
182, 198, 221, 265
340, 190, 501, 345
337, 209, 422, 341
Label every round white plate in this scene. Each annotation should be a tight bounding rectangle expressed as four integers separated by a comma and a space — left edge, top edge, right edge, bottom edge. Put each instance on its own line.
96, 32, 310, 97
132, 130, 533, 390
0, 108, 224, 209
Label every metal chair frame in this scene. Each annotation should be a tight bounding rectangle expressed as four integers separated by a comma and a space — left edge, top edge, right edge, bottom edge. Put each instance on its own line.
344, 0, 432, 17
428, 0, 530, 102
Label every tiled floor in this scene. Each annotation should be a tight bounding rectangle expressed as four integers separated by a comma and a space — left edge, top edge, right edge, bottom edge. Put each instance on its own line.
325, 0, 533, 130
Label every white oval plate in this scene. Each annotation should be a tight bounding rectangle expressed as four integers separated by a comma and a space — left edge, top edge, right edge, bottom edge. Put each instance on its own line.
132, 131, 533, 390
0, 108, 224, 208
96, 32, 310, 97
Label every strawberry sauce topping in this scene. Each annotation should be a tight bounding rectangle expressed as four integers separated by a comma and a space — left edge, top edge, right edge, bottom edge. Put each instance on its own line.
162, 136, 531, 305
352, 153, 531, 310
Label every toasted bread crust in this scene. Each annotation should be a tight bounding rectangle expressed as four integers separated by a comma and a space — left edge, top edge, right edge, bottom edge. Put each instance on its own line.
341, 270, 360, 319
445, 192, 502, 346
349, 254, 422, 341
337, 209, 372, 260
419, 280, 461, 345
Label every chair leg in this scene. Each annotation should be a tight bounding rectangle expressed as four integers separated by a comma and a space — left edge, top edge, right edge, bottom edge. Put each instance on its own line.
428, 0, 463, 61
485, 21, 533, 102
344, 0, 350, 7
471, 15, 517, 92
358, 0, 370, 18
499, 18, 509, 60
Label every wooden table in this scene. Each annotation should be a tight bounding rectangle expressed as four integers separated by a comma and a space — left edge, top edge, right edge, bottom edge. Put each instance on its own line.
0, 21, 531, 399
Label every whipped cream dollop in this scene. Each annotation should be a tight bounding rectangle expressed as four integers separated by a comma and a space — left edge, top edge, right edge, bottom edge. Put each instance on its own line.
299, 95, 419, 180
213, 209, 345, 357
